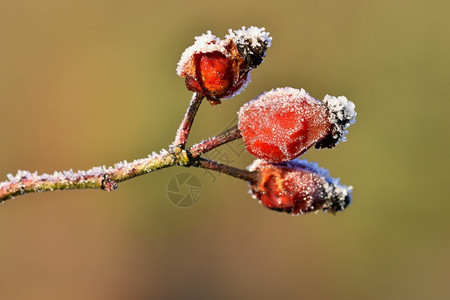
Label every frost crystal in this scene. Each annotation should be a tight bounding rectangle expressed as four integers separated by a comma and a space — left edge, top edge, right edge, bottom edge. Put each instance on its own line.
226, 26, 272, 69
322, 95, 357, 145
226, 26, 272, 49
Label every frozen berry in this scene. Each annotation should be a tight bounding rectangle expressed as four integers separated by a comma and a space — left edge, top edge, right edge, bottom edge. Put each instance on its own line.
248, 159, 352, 215
238, 87, 331, 162
177, 27, 271, 105
238, 88, 356, 162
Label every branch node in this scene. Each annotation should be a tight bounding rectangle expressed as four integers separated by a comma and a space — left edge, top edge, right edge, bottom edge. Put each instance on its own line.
101, 174, 118, 192
18, 178, 26, 195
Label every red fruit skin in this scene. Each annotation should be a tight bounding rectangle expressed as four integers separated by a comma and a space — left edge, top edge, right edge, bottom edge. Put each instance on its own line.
185, 52, 235, 102
238, 88, 332, 162
199, 52, 235, 94
251, 162, 328, 215
184, 43, 248, 105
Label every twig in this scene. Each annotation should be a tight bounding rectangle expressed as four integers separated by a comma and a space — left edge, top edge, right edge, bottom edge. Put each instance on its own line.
194, 157, 259, 184
0, 149, 190, 203
189, 125, 242, 158
1, 98, 251, 203
172, 93, 204, 148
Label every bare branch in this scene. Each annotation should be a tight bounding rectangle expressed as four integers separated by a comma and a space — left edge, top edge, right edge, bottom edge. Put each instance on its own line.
0, 149, 190, 203
172, 93, 204, 148
194, 157, 259, 184
189, 125, 242, 158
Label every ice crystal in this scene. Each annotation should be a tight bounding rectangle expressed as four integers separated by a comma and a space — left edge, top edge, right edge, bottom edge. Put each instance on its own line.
321, 94, 357, 145
226, 26, 272, 49
226, 26, 272, 69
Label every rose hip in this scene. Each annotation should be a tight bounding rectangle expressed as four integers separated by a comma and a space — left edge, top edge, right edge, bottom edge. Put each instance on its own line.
177, 27, 271, 105
248, 159, 352, 215
238, 87, 356, 162
238, 87, 331, 162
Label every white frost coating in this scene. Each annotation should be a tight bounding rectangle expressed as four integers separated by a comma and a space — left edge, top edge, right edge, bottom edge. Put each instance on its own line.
6, 173, 16, 182
323, 95, 357, 144
247, 159, 264, 172
248, 158, 330, 178
240, 87, 320, 114
286, 159, 331, 179
176, 31, 227, 76
226, 26, 272, 50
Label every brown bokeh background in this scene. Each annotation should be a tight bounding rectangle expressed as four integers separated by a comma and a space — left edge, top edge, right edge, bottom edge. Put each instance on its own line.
1, 0, 449, 299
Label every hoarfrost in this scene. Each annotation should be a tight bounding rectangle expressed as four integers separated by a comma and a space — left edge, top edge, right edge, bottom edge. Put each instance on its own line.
323, 95, 357, 144
6, 173, 16, 182
226, 26, 272, 51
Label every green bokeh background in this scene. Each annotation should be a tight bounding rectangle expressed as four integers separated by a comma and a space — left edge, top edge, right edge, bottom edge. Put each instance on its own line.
1, 0, 449, 299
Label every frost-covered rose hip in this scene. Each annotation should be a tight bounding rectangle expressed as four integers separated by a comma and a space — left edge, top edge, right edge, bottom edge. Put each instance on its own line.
238, 88, 329, 162
248, 159, 352, 215
177, 26, 271, 105
238, 87, 356, 162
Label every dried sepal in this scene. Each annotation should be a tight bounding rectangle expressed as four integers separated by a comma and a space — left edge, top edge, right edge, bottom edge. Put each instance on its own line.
315, 95, 357, 149
226, 26, 272, 69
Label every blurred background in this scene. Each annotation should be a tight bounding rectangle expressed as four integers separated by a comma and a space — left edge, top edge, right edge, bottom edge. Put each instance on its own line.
1, 0, 449, 299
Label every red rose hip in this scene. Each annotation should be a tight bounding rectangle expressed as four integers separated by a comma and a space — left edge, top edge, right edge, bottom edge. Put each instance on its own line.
238, 87, 356, 162
177, 27, 271, 105
248, 159, 352, 215
238, 87, 331, 162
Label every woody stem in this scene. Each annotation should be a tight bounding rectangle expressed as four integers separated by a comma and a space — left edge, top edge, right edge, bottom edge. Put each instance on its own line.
189, 125, 242, 158
194, 157, 259, 184
0, 148, 190, 203
173, 93, 204, 148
